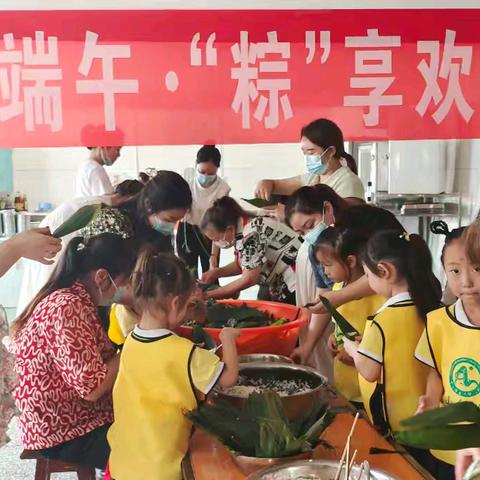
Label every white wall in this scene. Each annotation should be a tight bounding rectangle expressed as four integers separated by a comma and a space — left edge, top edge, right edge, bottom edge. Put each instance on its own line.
13, 144, 306, 209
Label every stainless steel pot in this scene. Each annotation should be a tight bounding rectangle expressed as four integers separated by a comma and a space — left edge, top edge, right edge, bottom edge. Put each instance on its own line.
215, 363, 329, 420
239, 354, 293, 365
247, 459, 399, 480
0, 209, 15, 237
16, 212, 31, 233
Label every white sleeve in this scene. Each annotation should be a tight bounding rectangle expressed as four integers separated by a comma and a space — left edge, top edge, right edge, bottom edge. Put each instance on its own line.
88, 167, 114, 196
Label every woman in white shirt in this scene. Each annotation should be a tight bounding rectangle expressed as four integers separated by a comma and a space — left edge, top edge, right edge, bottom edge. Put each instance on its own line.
177, 145, 231, 277
75, 146, 122, 198
254, 118, 364, 203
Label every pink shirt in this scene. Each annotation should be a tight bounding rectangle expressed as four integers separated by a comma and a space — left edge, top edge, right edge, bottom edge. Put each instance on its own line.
11, 282, 114, 450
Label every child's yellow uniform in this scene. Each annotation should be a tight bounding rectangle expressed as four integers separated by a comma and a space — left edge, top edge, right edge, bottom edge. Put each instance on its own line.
358, 293, 429, 434
332, 283, 384, 404
416, 300, 480, 465
108, 304, 139, 345
108, 327, 224, 480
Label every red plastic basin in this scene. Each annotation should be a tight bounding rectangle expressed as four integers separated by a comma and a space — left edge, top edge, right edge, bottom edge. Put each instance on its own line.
177, 299, 308, 356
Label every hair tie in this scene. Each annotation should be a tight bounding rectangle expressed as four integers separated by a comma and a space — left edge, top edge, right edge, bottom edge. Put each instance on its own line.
400, 231, 411, 242
76, 242, 86, 251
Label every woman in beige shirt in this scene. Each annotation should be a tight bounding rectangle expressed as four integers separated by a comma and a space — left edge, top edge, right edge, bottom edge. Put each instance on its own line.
255, 118, 364, 203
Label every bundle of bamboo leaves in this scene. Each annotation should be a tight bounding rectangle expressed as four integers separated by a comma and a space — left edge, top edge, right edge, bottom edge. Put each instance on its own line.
186, 391, 340, 458
395, 402, 480, 450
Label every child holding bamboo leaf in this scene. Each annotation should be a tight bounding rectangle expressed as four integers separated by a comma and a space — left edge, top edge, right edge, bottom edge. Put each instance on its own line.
343, 230, 442, 463
414, 222, 480, 478
107, 251, 239, 480
314, 227, 384, 408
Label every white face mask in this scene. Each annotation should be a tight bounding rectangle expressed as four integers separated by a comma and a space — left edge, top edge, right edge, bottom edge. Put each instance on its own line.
214, 230, 235, 249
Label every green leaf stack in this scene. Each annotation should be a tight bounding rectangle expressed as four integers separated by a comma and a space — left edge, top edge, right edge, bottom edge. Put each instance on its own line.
191, 325, 217, 351
52, 204, 101, 238
241, 198, 278, 208
187, 391, 336, 458
395, 402, 480, 450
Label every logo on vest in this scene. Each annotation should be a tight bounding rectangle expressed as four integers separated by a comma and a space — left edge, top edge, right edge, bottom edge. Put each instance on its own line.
449, 357, 480, 398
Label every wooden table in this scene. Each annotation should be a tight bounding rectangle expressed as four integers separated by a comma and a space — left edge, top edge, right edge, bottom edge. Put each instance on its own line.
185, 412, 433, 479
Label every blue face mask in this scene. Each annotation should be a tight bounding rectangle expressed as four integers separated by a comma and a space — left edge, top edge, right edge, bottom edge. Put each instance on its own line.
304, 221, 328, 245
196, 171, 217, 187
152, 218, 175, 236
305, 147, 331, 176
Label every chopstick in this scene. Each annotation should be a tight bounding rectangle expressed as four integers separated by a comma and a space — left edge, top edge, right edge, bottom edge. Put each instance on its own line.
334, 413, 360, 480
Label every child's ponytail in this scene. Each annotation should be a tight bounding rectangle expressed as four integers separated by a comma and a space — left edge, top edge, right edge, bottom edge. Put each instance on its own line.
364, 230, 442, 319
132, 250, 195, 312
404, 233, 442, 318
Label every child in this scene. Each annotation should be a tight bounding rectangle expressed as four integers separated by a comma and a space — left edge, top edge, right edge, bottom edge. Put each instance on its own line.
107, 252, 239, 480
314, 227, 385, 409
415, 222, 478, 479
343, 230, 442, 438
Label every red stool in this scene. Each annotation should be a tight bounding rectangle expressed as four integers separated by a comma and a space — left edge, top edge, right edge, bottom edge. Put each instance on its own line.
20, 450, 96, 480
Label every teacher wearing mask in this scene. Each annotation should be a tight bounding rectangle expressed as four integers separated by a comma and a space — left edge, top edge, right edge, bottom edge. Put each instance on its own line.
75, 146, 122, 198
254, 118, 364, 203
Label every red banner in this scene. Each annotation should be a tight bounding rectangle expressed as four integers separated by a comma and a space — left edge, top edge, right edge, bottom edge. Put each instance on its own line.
1, 9, 480, 147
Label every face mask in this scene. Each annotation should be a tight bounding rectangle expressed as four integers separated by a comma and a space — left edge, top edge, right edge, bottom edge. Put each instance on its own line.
196, 172, 217, 187
304, 221, 328, 246
305, 147, 331, 176
98, 273, 119, 307
112, 286, 127, 304
152, 218, 175, 236
214, 230, 236, 249
100, 148, 114, 167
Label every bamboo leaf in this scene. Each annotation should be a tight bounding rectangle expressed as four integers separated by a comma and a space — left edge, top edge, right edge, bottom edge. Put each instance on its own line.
395, 424, 480, 450
191, 325, 217, 350
319, 296, 360, 340
241, 198, 278, 208
400, 402, 480, 429
52, 204, 101, 238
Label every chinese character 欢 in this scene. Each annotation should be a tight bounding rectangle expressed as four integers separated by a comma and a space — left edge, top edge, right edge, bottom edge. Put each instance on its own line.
76, 31, 139, 131
231, 31, 293, 129
416, 29, 473, 124
344, 29, 403, 127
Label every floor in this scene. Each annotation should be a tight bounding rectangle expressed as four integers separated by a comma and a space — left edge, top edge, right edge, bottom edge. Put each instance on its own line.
0, 419, 77, 479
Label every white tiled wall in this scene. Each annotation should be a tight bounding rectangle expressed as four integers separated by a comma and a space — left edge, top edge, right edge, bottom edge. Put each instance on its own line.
12, 144, 306, 209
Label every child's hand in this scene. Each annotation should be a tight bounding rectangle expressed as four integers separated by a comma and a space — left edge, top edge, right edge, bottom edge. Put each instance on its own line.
415, 395, 440, 415
337, 348, 355, 366
456, 448, 480, 480
290, 344, 312, 365
342, 337, 359, 357
201, 268, 220, 285
219, 327, 240, 343
327, 333, 338, 354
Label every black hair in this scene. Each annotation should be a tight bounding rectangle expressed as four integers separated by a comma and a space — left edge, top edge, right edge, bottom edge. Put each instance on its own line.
335, 205, 404, 237
197, 145, 221, 168
363, 230, 442, 319
137, 170, 192, 217
430, 220, 466, 265
201, 196, 250, 232
13, 233, 137, 336
316, 227, 368, 263
114, 179, 144, 197
132, 251, 195, 312
301, 118, 357, 175
285, 184, 349, 228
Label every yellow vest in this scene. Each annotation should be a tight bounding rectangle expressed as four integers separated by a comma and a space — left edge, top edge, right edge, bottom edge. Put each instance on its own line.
424, 304, 480, 464
332, 283, 385, 403
365, 300, 429, 434
108, 304, 139, 346
108, 331, 198, 480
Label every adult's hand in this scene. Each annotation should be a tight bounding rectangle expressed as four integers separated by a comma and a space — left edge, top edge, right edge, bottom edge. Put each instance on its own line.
13, 228, 62, 265
290, 343, 312, 365
254, 179, 274, 201
201, 268, 220, 285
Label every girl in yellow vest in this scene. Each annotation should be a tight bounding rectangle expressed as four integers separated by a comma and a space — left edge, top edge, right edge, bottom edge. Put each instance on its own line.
314, 227, 385, 409
343, 230, 442, 471
107, 251, 239, 480
415, 221, 480, 480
